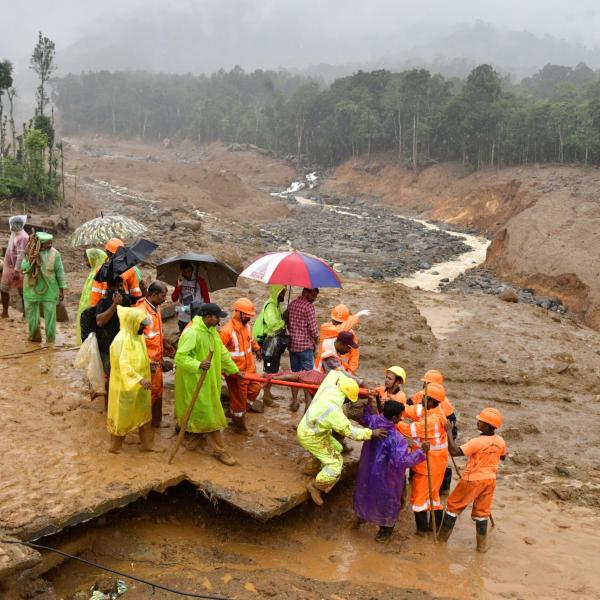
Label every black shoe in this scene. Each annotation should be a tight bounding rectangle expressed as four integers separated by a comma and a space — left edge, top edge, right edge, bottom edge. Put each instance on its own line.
375, 526, 394, 543
414, 511, 429, 536
438, 513, 457, 542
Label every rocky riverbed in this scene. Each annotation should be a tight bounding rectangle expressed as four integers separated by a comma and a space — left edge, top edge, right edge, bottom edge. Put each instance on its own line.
441, 267, 568, 313
259, 193, 473, 280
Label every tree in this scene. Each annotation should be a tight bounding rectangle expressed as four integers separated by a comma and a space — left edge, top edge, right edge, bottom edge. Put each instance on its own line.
30, 32, 57, 115
0, 60, 14, 157
23, 128, 49, 201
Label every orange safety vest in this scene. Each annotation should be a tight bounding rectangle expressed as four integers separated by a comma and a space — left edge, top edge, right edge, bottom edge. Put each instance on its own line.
315, 319, 360, 373
121, 267, 142, 298
135, 297, 164, 362
397, 408, 448, 454
375, 385, 407, 405
219, 316, 259, 372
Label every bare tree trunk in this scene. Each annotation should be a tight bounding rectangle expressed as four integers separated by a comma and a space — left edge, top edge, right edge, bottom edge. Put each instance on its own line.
412, 113, 417, 171
490, 142, 495, 167
7, 89, 16, 157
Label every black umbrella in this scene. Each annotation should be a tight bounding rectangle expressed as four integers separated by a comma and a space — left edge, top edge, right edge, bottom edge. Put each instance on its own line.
156, 252, 239, 291
96, 239, 158, 282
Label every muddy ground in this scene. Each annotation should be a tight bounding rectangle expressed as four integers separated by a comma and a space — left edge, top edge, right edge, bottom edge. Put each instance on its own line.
1, 138, 600, 599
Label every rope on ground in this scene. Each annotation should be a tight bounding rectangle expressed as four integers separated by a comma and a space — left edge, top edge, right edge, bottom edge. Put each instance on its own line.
1, 539, 231, 600
0, 345, 79, 359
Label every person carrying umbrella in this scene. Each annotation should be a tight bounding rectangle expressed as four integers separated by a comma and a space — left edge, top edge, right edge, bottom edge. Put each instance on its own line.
171, 261, 210, 333
75, 248, 107, 344
21, 232, 67, 344
253, 284, 287, 405
219, 298, 262, 433
1, 215, 29, 319
174, 302, 242, 466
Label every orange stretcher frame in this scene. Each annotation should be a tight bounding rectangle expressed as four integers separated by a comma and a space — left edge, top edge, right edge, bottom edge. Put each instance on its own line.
242, 372, 371, 398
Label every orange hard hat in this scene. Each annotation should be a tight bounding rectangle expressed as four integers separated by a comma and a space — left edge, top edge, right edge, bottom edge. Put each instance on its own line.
477, 407, 503, 429
422, 369, 444, 385
105, 238, 124, 254
424, 382, 446, 403
331, 304, 350, 322
232, 297, 256, 316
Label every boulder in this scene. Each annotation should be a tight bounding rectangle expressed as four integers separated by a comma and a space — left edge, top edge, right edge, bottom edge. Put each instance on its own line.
499, 288, 518, 303
178, 219, 202, 232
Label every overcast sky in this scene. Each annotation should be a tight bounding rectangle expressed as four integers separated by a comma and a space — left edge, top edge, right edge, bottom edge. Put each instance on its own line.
1, 0, 599, 68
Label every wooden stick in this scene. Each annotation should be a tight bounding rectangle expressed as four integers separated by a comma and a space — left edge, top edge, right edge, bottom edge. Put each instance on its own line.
449, 454, 496, 528
167, 349, 213, 464
423, 390, 438, 542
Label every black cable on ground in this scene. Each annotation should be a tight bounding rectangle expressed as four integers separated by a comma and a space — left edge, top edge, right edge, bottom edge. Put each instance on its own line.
2, 539, 230, 600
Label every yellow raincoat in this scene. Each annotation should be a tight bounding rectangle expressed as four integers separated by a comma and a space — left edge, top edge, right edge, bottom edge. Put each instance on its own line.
297, 371, 372, 487
107, 306, 152, 436
76, 248, 107, 344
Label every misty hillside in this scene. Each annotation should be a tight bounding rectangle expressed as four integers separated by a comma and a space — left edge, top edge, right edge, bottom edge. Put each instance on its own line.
57, 7, 600, 81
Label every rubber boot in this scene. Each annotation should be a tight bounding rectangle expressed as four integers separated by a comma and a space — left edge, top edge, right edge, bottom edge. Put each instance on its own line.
438, 513, 457, 542
306, 480, 324, 506
375, 526, 394, 544
441, 466, 452, 493
429, 509, 444, 532
414, 511, 429, 536
476, 519, 488, 553
231, 414, 252, 436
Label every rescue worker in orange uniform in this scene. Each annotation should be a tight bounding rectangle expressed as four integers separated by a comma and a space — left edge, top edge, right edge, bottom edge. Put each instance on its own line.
315, 304, 369, 374
219, 298, 262, 433
409, 369, 457, 492
397, 382, 448, 535
90, 238, 143, 306
439, 408, 507, 552
373, 366, 408, 407
136, 281, 174, 427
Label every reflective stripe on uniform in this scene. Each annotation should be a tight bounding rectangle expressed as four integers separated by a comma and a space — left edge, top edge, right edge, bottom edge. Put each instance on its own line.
130, 287, 142, 294
91, 287, 105, 294
412, 500, 443, 511
230, 330, 252, 358
304, 403, 337, 434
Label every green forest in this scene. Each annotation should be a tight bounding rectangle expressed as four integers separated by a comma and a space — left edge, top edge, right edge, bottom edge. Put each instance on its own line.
52, 61, 600, 169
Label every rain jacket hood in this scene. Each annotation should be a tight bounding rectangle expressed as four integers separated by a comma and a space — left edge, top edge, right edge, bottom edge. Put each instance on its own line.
118, 305, 147, 336
269, 284, 286, 304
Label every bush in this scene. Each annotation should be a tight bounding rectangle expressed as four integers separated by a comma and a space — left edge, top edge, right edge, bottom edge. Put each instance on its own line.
0, 176, 26, 199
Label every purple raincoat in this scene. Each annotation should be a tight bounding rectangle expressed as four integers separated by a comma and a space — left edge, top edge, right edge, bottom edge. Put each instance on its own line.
353, 406, 426, 527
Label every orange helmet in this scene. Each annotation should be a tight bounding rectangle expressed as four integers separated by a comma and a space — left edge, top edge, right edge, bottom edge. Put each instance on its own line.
331, 304, 350, 322
422, 369, 444, 385
232, 297, 256, 317
424, 382, 445, 403
105, 238, 124, 254
477, 408, 503, 429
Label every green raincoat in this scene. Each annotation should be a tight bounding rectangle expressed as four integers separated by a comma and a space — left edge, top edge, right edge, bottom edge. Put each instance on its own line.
21, 239, 67, 343
76, 248, 108, 344
252, 284, 286, 340
107, 306, 152, 436
297, 371, 372, 486
174, 316, 239, 433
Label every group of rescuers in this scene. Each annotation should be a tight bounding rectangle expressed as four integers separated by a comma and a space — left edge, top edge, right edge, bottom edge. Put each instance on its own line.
2, 228, 507, 552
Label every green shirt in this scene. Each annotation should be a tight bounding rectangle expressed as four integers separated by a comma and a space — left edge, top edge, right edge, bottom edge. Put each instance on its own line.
22, 248, 67, 302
